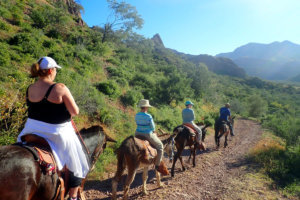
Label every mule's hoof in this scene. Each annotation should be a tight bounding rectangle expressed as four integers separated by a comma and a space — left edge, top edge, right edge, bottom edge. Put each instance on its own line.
159, 183, 165, 188
142, 190, 149, 195
171, 172, 174, 177
182, 167, 186, 171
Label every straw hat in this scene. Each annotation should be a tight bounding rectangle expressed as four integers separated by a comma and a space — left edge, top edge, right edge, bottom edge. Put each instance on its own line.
225, 103, 230, 108
138, 99, 152, 108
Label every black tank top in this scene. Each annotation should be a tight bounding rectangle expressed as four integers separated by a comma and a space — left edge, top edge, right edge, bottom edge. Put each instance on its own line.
26, 84, 71, 124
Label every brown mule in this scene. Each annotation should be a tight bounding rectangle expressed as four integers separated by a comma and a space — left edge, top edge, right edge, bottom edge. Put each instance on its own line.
111, 135, 174, 200
171, 124, 210, 177
0, 125, 115, 200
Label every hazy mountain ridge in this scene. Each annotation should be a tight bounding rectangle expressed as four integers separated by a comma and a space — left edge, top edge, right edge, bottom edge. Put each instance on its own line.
170, 49, 246, 78
217, 41, 300, 81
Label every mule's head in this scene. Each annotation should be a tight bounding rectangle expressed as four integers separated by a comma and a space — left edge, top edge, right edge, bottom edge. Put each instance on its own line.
80, 125, 116, 169
230, 116, 235, 126
158, 161, 169, 176
200, 124, 210, 142
163, 134, 176, 162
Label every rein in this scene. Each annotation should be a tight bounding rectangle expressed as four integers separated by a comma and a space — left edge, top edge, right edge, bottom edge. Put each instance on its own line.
71, 119, 90, 155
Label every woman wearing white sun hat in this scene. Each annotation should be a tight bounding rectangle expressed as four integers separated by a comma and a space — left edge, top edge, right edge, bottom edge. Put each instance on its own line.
17, 56, 89, 200
135, 99, 164, 173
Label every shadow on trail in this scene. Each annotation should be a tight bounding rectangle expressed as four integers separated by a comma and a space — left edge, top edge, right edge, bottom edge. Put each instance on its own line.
85, 168, 167, 200
84, 146, 216, 199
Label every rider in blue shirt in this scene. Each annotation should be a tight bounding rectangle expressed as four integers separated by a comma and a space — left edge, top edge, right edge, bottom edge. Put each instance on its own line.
182, 100, 202, 147
135, 99, 164, 174
215, 103, 234, 138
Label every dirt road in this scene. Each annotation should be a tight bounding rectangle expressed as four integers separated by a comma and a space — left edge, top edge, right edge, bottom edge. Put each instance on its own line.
84, 119, 268, 200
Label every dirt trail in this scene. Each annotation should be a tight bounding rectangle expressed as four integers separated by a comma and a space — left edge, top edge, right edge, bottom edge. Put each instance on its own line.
84, 119, 265, 200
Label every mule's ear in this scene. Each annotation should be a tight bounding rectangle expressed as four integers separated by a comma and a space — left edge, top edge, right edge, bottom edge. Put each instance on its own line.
106, 134, 117, 143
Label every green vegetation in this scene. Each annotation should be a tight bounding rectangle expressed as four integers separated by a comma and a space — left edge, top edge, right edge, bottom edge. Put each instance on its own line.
0, 0, 299, 197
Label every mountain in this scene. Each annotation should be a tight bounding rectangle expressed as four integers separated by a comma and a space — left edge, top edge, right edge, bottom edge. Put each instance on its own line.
172, 50, 246, 78
151, 33, 165, 47
217, 41, 300, 81
290, 73, 300, 82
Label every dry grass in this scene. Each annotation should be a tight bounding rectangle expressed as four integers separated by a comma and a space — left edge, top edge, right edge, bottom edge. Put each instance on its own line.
249, 131, 285, 156
224, 131, 298, 200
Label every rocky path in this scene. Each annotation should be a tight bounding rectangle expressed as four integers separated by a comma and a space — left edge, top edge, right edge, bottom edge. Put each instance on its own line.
84, 119, 265, 200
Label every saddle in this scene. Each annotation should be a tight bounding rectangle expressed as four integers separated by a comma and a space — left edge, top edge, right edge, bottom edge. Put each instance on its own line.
183, 123, 197, 136
182, 123, 206, 150
20, 134, 56, 175
134, 135, 157, 162
19, 134, 67, 200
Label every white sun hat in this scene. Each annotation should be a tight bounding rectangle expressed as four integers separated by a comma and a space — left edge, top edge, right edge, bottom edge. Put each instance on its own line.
38, 56, 62, 70
138, 99, 152, 108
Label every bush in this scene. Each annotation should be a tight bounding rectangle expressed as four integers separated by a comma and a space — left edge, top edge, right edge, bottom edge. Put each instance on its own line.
247, 95, 267, 118
96, 80, 121, 98
121, 90, 143, 106
9, 32, 44, 57
0, 42, 11, 67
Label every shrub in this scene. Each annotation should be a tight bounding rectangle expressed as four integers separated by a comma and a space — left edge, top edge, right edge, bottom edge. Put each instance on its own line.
121, 90, 143, 106
96, 80, 121, 98
0, 42, 11, 67
9, 32, 44, 57
247, 95, 267, 118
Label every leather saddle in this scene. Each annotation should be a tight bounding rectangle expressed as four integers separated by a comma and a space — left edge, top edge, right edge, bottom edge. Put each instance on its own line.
20, 134, 56, 174
134, 135, 157, 162
19, 134, 66, 200
183, 123, 197, 136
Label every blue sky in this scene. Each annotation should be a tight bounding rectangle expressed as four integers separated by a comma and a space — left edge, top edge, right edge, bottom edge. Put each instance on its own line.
80, 0, 300, 56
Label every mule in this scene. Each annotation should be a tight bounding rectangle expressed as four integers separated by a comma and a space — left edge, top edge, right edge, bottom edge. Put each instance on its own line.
171, 124, 209, 177
187, 124, 209, 162
0, 125, 115, 200
111, 134, 175, 200
215, 117, 235, 148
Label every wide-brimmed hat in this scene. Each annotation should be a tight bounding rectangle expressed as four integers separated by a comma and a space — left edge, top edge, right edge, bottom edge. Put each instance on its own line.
38, 56, 62, 70
185, 100, 194, 106
138, 99, 152, 108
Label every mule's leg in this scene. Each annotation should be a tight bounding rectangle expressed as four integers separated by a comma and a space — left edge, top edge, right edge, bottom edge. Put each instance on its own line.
171, 150, 179, 177
142, 167, 149, 195
224, 133, 228, 148
112, 153, 126, 200
192, 144, 196, 167
123, 163, 138, 200
177, 147, 185, 171
215, 130, 220, 148
187, 147, 192, 163
155, 169, 164, 187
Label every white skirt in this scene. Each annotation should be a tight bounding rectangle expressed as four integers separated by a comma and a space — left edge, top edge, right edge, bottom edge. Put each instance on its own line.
17, 118, 89, 178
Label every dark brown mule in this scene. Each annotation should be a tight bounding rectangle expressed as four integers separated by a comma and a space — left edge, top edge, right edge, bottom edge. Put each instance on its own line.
0, 125, 115, 200
171, 124, 210, 177
215, 117, 235, 148
187, 124, 209, 162
111, 134, 174, 200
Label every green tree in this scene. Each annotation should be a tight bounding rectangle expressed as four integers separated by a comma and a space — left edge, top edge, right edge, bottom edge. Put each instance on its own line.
102, 0, 144, 42
247, 95, 267, 117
